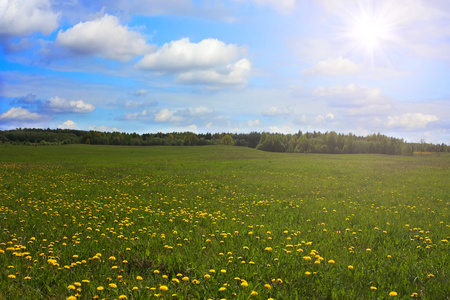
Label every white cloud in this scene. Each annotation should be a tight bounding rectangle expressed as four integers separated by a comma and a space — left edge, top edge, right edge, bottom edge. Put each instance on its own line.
57, 120, 79, 129
0, 107, 42, 121
188, 106, 213, 116
136, 38, 246, 72
132, 89, 148, 97
56, 14, 152, 61
0, 0, 59, 36
44, 96, 95, 113
264, 106, 291, 116
248, 119, 260, 127
177, 58, 251, 87
387, 113, 439, 130
154, 108, 181, 122
136, 38, 251, 87
88, 125, 119, 132
124, 109, 148, 120
302, 57, 362, 76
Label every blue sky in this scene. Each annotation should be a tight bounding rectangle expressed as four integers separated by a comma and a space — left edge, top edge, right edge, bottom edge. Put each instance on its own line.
1, 0, 449, 143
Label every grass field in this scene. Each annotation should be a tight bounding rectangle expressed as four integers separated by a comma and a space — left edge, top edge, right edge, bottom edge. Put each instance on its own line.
0, 145, 448, 299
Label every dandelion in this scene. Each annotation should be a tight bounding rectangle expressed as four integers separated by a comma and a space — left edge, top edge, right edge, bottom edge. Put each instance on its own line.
264, 284, 271, 289
209, 269, 215, 273
389, 291, 398, 296
411, 293, 418, 297
109, 256, 116, 261
82, 280, 90, 283
220, 269, 226, 274
192, 279, 200, 284
370, 286, 377, 290
159, 285, 169, 291
366, 248, 371, 252
348, 265, 354, 270
428, 274, 434, 277
265, 247, 273, 251
132, 287, 138, 291
182, 276, 189, 282
250, 291, 258, 296
241, 281, 248, 287
305, 271, 311, 275
219, 287, 227, 292
204, 274, 211, 279
67, 285, 76, 290
328, 260, 335, 264
8, 275, 16, 279
109, 283, 117, 288
97, 286, 104, 291
118, 296, 127, 299
67, 296, 77, 300
136, 276, 143, 280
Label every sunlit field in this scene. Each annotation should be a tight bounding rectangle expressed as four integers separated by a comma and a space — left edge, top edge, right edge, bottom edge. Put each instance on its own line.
0, 145, 448, 299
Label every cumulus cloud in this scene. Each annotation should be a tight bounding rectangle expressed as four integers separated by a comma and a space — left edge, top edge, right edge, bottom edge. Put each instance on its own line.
44, 96, 95, 113
0, 107, 43, 122
0, 0, 59, 36
124, 109, 148, 120
132, 89, 148, 97
264, 106, 292, 116
302, 57, 362, 76
57, 120, 79, 129
155, 108, 181, 122
248, 119, 260, 126
177, 58, 251, 87
56, 14, 152, 61
136, 38, 245, 72
387, 113, 439, 130
88, 125, 119, 132
136, 38, 251, 87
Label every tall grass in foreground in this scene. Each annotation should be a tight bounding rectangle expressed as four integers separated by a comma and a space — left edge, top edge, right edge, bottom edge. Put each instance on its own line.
0, 145, 448, 299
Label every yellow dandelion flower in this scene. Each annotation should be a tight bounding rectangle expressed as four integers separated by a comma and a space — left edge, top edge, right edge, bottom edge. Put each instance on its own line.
219, 287, 226, 292
389, 291, 398, 296
328, 260, 335, 264
109, 256, 116, 261
118, 295, 127, 299
132, 286, 138, 291
204, 274, 211, 279
265, 247, 273, 251
136, 276, 143, 280
428, 274, 434, 277
220, 269, 226, 274
97, 286, 104, 291
109, 283, 117, 288
250, 291, 258, 296
348, 265, 354, 270
182, 276, 189, 282
411, 293, 418, 297
209, 269, 215, 273
370, 286, 377, 290
264, 284, 271, 289
67, 296, 77, 300
159, 285, 169, 291
241, 281, 248, 287
67, 285, 76, 290
192, 279, 200, 284
305, 271, 311, 275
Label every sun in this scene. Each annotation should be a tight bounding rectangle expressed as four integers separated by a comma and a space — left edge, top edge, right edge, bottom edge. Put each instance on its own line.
351, 14, 390, 52
341, 2, 398, 67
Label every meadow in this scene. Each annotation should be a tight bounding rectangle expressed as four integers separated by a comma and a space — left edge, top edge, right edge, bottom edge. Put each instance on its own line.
0, 145, 448, 299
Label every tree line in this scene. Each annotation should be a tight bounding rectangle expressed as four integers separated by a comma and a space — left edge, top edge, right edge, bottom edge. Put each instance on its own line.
1, 128, 448, 155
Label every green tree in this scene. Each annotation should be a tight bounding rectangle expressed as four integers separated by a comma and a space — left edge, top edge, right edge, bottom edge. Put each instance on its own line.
220, 134, 234, 146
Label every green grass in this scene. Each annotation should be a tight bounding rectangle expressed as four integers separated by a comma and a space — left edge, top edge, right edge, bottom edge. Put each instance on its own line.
0, 145, 448, 299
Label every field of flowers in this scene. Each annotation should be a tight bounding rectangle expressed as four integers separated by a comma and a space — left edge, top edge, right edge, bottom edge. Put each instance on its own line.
0, 145, 448, 299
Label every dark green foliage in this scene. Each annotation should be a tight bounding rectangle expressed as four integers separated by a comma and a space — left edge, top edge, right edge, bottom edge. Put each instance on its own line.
1, 128, 448, 155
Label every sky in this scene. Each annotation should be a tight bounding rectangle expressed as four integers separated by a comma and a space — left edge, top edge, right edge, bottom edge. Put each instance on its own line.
0, 0, 449, 144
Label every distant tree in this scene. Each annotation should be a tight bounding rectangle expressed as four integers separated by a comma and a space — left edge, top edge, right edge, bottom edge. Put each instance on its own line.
220, 134, 234, 146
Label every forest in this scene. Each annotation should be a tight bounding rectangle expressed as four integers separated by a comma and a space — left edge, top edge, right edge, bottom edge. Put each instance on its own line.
0, 127, 448, 155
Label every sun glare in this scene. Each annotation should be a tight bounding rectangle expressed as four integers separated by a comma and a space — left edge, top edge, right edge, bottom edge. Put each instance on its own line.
341, 2, 399, 67
352, 15, 390, 51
